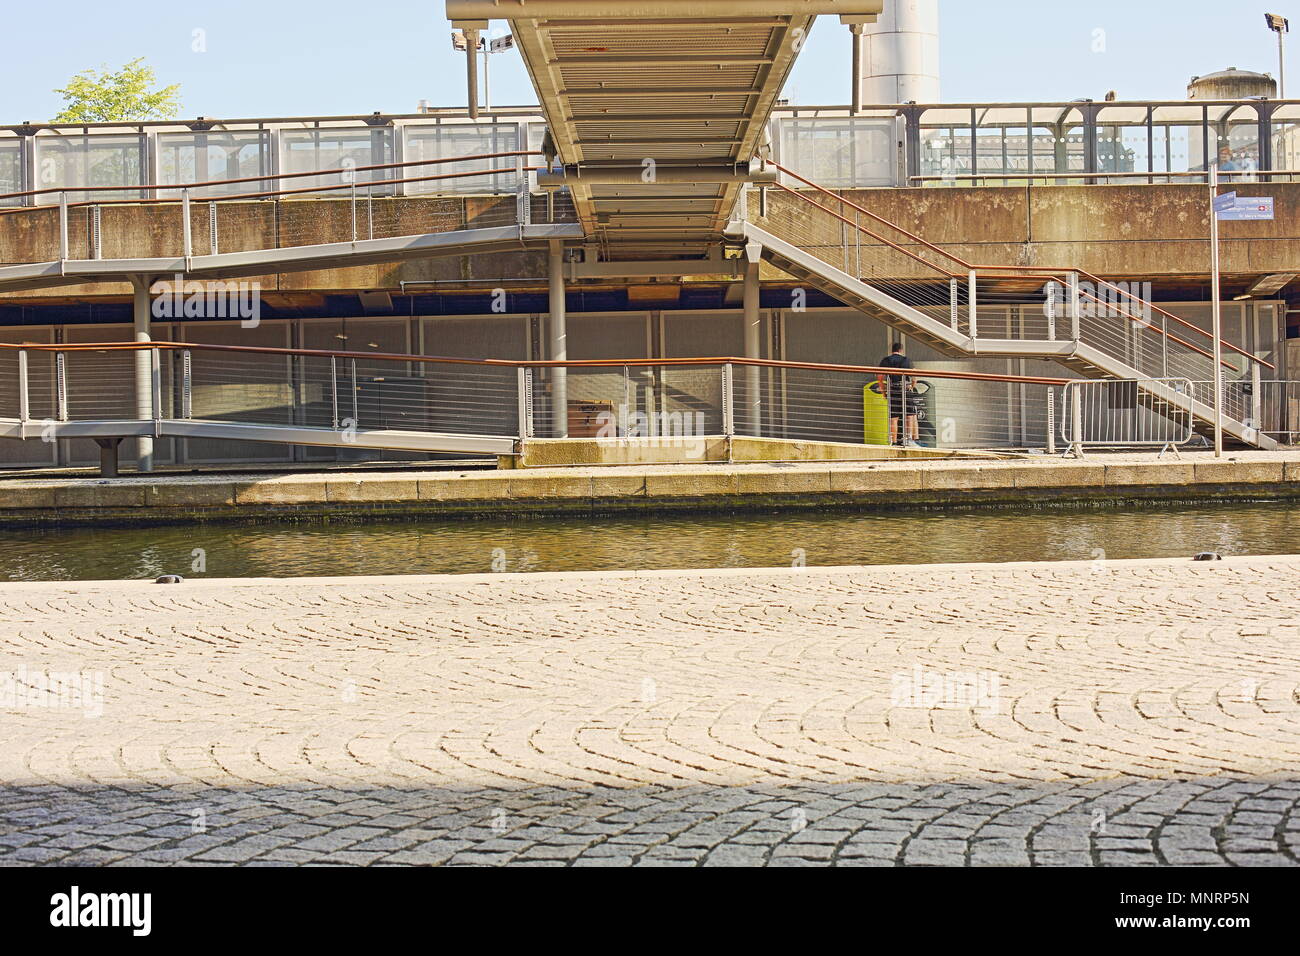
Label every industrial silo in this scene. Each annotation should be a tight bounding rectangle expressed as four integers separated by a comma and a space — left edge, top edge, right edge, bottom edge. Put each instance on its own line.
853, 0, 941, 105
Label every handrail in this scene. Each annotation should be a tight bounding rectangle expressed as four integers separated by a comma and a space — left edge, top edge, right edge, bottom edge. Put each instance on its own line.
0, 150, 543, 206
0, 340, 1072, 386
769, 161, 970, 270
772, 183, 962, 280
765, 159, 1274, 371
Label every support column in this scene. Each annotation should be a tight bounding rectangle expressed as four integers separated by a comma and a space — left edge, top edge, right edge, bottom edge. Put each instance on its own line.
131, 275, 155, 472
94, 437, 123, 479
743, 245, 762, 436
465, 27, 482, 120
548, 240, 568, 438
849, 24, 865, 114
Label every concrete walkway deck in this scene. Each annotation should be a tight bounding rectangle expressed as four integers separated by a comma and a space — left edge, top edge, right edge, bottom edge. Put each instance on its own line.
0, 449, 1297, 525
1, 556, 1298, 866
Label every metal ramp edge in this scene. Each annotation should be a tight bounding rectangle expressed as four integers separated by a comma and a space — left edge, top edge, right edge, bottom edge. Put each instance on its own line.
0, 223, 584, 294
0, 418, 517, 456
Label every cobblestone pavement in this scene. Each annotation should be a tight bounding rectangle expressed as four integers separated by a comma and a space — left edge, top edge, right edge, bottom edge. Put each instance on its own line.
1, 557, 1298, 867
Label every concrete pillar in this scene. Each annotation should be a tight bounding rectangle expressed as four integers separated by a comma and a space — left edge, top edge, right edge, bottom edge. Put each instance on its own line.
548, 240, 568, 437
743, 249, 762, 436
131, 275, 155, 472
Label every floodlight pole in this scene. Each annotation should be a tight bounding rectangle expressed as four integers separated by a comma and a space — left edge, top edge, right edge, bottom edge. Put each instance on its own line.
1268, 14, 1289, 96
1280, 25, 1288, 97
454, 20, 487, 119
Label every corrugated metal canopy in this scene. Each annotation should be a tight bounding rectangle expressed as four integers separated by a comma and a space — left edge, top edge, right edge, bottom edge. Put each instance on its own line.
448, 1, 883, 256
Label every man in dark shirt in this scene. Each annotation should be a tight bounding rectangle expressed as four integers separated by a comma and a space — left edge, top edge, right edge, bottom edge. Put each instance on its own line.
877, 341, 918, 447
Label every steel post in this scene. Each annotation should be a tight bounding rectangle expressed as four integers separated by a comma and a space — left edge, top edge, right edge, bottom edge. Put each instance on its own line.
743, 257, 762, 436
17, 350, 29, 424
548, 240, 568, 437
131, 275, 155, 472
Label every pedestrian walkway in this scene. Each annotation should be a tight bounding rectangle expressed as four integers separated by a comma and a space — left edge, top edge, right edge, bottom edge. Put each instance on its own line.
1, 556, 1298, 866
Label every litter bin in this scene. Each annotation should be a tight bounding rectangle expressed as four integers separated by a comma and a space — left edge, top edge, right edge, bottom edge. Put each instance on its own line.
866, 380, 937, 446
863, 382, 890, 445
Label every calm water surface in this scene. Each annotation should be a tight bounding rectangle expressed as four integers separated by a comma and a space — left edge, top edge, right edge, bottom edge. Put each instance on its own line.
0, 502, 1297, 582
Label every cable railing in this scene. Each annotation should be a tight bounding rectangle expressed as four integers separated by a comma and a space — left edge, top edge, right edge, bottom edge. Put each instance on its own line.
753, 160, 1273, 389
4, 340, 1295, 468
0, 151, 578, 267
0, 340, 1080, 458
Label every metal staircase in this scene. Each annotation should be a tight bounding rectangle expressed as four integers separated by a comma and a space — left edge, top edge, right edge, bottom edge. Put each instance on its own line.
730, 163, 1278, 450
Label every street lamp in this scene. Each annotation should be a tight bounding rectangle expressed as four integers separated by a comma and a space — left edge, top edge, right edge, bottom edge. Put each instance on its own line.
1266, 13, 1289, 97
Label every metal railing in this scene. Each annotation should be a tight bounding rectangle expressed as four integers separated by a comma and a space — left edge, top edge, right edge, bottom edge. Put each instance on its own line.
8, 340, 1299, 471
908, 169, 1300, 187
1059, 379, 1195, 456
0, 151, 577, 266
0, 341, 1078, 462
6, 98, 1300, 198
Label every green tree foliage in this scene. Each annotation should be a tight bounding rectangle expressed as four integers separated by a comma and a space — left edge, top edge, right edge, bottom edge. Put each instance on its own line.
53, 58, 181, 123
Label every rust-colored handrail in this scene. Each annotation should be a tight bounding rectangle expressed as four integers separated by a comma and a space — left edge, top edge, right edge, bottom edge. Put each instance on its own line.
765, 159, 1273, 371
0, 340, 1072, 386
772, 183, 962, 280
0, 150, 543, 206
770, 160, 972, 269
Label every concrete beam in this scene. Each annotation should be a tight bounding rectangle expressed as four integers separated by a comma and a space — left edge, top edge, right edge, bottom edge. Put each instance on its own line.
537, 164, 779, 190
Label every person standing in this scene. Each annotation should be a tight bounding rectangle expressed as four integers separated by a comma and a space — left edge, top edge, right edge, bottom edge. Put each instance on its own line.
877, 341, 919, 447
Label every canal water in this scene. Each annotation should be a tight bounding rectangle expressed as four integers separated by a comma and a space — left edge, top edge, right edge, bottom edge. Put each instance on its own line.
0, 502, 1296, 582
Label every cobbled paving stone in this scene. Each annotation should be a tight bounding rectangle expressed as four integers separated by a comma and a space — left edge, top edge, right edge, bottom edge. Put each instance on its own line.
0, 557, 1298, 866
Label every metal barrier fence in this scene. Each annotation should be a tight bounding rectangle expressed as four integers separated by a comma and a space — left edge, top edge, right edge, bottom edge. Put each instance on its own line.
1059, 379, 1195, 456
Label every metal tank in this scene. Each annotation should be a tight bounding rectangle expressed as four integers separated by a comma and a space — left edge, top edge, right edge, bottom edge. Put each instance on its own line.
1188, 67, 1277, 99
848, 0, 940, 107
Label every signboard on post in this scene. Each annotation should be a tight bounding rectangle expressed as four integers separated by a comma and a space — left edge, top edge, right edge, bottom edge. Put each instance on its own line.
1215, 193, 1275, 221
1213, 191, 1237, 214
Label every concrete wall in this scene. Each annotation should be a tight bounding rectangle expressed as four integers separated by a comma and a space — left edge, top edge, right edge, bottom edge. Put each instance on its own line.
830, 183, 1300, 279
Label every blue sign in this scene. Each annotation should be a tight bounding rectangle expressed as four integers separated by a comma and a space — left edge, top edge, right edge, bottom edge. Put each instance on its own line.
1216, 194, 1275, 221
1213, 191, 1238, 214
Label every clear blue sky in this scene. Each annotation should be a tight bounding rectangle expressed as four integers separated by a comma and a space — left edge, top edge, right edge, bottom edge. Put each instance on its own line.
1, 1, 1297, 121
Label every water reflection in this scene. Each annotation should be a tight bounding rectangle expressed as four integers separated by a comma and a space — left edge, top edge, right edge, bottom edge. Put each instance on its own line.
0, 503, 1296, 582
